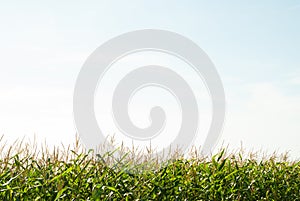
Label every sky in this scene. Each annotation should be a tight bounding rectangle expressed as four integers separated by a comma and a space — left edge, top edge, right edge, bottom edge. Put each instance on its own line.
0, 1, 299, 158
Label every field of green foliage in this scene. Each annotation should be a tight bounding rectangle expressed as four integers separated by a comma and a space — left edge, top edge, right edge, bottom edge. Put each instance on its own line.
0, 136, 299, 200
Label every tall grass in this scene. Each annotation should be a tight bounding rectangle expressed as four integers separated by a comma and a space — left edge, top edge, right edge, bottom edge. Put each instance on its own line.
0, 135, 299, 200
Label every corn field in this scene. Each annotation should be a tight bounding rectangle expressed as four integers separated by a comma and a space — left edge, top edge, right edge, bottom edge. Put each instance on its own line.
0, 136, 299, 200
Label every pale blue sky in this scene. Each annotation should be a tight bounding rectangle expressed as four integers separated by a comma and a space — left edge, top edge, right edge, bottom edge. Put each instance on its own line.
0, 1, 299, 157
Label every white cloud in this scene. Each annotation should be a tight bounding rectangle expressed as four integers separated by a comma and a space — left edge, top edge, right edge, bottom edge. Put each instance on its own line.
220, 83, 300, 159
290, 76, 300, 85
0, 86, 75, 146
